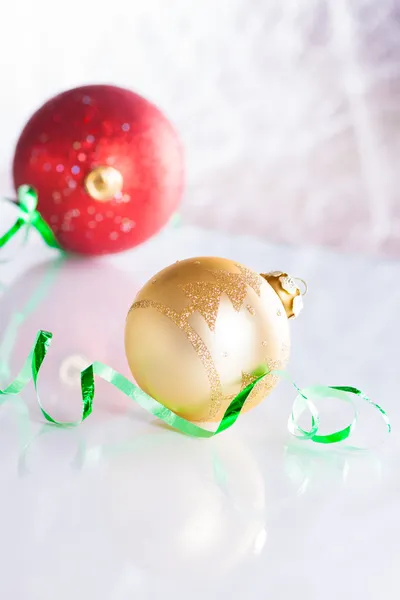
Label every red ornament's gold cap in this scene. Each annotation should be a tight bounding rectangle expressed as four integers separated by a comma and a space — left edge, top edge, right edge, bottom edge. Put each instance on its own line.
84, 165, 124, 202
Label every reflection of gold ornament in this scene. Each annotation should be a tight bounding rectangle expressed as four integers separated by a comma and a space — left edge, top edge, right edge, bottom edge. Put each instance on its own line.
260, 272, 304, 319
84, 165, 123, 202
125, 258, 306, 422
106, 431, 266, 579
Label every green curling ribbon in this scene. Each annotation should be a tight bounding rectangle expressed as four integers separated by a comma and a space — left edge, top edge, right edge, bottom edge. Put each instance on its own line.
0, 186, 61, 251
0, 330, 391, 444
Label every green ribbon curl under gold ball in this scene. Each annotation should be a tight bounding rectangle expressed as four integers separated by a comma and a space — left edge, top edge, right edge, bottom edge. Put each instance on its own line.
0, 330, 391, 444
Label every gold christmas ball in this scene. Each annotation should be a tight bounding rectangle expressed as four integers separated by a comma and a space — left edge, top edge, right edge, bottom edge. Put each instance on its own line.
125, 257, 297, 423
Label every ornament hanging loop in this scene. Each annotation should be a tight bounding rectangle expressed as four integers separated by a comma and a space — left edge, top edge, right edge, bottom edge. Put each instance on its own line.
294, 277, 308, 296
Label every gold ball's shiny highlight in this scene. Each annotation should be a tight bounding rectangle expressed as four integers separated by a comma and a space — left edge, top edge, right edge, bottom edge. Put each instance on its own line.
84, 165, 123, 202
125, 257, 292, 423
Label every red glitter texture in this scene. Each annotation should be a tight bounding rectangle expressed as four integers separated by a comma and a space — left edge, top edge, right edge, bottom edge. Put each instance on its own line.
13, 85, 184, 255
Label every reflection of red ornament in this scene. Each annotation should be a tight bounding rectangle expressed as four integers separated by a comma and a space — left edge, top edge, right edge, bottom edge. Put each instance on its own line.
0, 259, 136, 417
13, 85, 184, 255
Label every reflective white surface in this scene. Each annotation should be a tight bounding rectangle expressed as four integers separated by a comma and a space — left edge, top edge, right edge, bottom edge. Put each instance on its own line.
0, 224, 400, 599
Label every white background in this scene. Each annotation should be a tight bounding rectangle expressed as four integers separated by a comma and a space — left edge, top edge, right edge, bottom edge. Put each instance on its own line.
1, 0, 400, 256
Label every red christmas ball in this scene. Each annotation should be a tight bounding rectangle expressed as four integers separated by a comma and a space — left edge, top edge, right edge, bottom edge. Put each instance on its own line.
13, 85, 184, 255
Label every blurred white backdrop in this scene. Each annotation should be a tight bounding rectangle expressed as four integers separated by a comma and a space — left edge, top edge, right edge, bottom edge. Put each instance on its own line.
1, 0, 400, 256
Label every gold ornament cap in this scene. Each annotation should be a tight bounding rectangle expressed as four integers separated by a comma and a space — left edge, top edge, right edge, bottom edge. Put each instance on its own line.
260, 272, 306, 319
84, 165, 123, 202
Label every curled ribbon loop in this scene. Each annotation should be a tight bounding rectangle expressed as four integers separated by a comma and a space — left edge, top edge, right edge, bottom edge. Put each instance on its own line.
0, 186, 61, 251
0, 331, 391, 444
